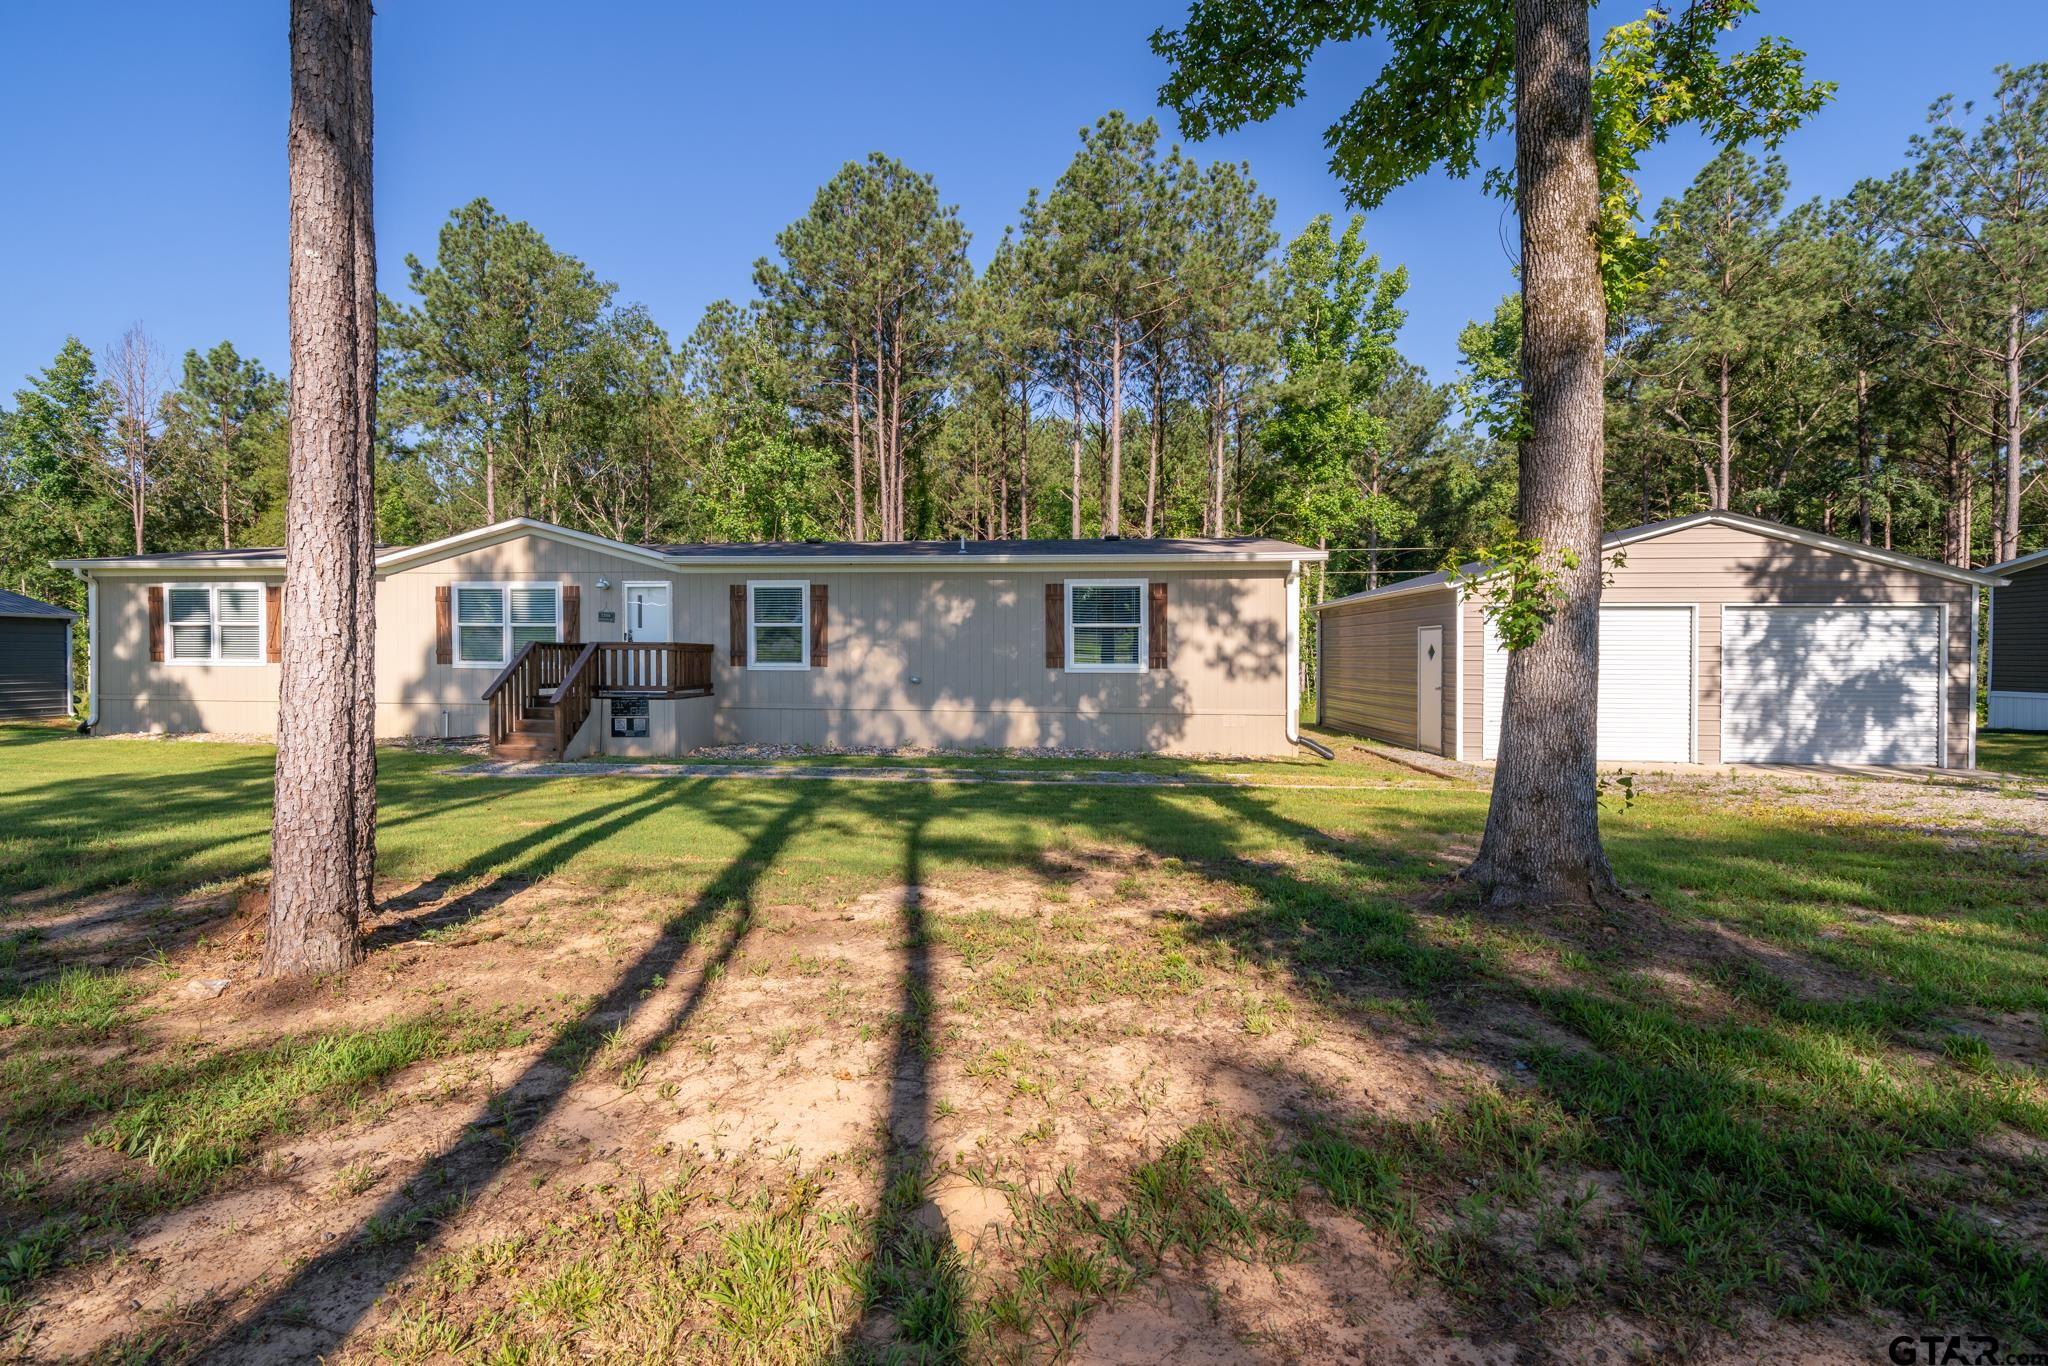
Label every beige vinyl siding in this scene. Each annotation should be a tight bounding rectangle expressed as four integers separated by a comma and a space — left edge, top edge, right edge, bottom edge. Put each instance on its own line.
376, 534, 669, 738
1316, 585, 1458, 753
1991, 562, 2048, 694
93, 573, 286, 735
1457, 521, 1974, 765
673, 567, 1290, 755
91, 528, 1296, 755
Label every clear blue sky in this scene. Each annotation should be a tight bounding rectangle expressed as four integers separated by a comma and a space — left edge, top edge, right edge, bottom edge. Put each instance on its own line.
3, 1, 2044, 399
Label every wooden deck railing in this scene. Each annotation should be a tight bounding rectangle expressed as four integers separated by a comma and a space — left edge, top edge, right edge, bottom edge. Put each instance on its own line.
484, 640, 715, 757
597, 641, 713, 697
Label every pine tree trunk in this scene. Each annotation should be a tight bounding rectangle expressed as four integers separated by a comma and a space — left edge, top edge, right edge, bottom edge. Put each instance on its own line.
850, 348, 865, 541
1942, 412, 1970, 567
1715, 353, 1732, 511
2004, 302, 2023, 564
1019, 383, 1032, 539
266, 0, 377, 976
890, 350, 905, 539
996, 399, 1010, 540
483, 433, 497, 523
1145, 365, 1163, 538
347, 2, 378, 914
1105, 329, 1124, 536
1231, 399, 1245, 533
1208, 380, 1225, 537
1465, 0, 1618, 908
1856, 368, 1871, 545
130, 453, 145, 555
1070, 376, 1084, 539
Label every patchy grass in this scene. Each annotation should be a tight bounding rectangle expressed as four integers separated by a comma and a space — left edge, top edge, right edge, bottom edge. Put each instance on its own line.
1980, 729, 2048, 781
1, 724, 2044, 1360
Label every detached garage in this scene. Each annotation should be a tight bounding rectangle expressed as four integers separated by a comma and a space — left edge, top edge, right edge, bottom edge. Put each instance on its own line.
0, 589, 76, 720
1316, 511, 2004, 769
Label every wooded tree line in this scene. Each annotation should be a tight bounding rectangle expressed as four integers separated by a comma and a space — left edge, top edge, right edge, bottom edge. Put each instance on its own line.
4, 67, 2044, 622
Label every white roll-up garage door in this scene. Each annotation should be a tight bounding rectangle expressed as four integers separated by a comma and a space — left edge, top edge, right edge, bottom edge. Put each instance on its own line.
1721, 606, 1943, 765
1483, 606, 1695, 762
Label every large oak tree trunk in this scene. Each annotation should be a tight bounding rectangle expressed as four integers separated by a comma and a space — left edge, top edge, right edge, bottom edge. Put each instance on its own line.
1465, 0, 1619, 908
266, 0, 378, 976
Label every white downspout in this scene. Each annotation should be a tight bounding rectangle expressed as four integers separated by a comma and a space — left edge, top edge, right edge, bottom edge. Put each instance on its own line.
1969, 587, 1980, 770
1285, 559, 1302, 745
71, 568, 98, 730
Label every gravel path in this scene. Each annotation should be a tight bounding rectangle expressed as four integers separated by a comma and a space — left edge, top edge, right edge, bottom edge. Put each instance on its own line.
1626, 765, 2048, 837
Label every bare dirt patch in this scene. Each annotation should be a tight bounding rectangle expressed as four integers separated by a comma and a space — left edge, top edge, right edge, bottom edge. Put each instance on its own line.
0, 848, 1991, 1364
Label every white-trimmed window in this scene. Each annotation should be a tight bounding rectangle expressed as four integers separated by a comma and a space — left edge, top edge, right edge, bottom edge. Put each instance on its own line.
165, 583, 265, 665
747, 581, 809, 669
1067, 580, 1146, 672
454, 582, 560, 668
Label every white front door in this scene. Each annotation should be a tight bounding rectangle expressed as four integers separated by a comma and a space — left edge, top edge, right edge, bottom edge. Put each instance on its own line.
1415, 626, 1444, 754
623, 583, 671, 643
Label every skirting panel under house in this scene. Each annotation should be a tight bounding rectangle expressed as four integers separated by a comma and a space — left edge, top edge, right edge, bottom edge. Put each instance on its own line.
1988, 690, 2048, 732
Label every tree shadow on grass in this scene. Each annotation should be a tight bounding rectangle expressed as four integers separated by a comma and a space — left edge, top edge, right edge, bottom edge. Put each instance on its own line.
188, 779, 825, 1360
806, 776, 2048, 1350
361, 875, 529, 950
1104, 785, 2048, 1345
835, 788, 973, 1362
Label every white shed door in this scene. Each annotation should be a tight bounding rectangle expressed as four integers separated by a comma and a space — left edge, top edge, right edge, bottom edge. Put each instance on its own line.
1482, 606, 1694, 762
1721, 606, 1942, 765
1597, 608, 1695, 762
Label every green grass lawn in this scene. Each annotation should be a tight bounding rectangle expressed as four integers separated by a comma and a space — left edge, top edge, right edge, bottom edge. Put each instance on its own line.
1980, 728, 2048, 780
1, 724, 2044, 1360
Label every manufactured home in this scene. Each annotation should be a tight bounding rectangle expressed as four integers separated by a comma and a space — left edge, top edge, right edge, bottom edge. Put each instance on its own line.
55, 519, 1323, 758
1987, 545, 2048, 731
1315, 511, 2005, 769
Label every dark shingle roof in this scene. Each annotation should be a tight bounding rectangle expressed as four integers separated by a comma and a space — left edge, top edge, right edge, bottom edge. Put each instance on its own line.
640, 536, 1311, 560
0, 590, 75, 619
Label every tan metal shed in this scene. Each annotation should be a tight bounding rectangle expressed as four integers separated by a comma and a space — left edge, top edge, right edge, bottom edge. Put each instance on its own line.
1314, 511, 2005, 769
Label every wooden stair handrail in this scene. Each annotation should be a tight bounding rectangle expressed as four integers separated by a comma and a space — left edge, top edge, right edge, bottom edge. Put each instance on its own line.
484, 640, 717, 757
546, 641, 602, 761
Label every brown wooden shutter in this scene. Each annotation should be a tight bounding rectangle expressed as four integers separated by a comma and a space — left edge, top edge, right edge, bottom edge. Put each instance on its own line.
434, 585, 453, 665
562, 584, 581, 643
1148, 581, 1168, 669
729, 584, 747, 666
148, 586, 164, 663
809, 583, 829, 666
1045, 582, 1064, 669
266, 585, 283, 663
